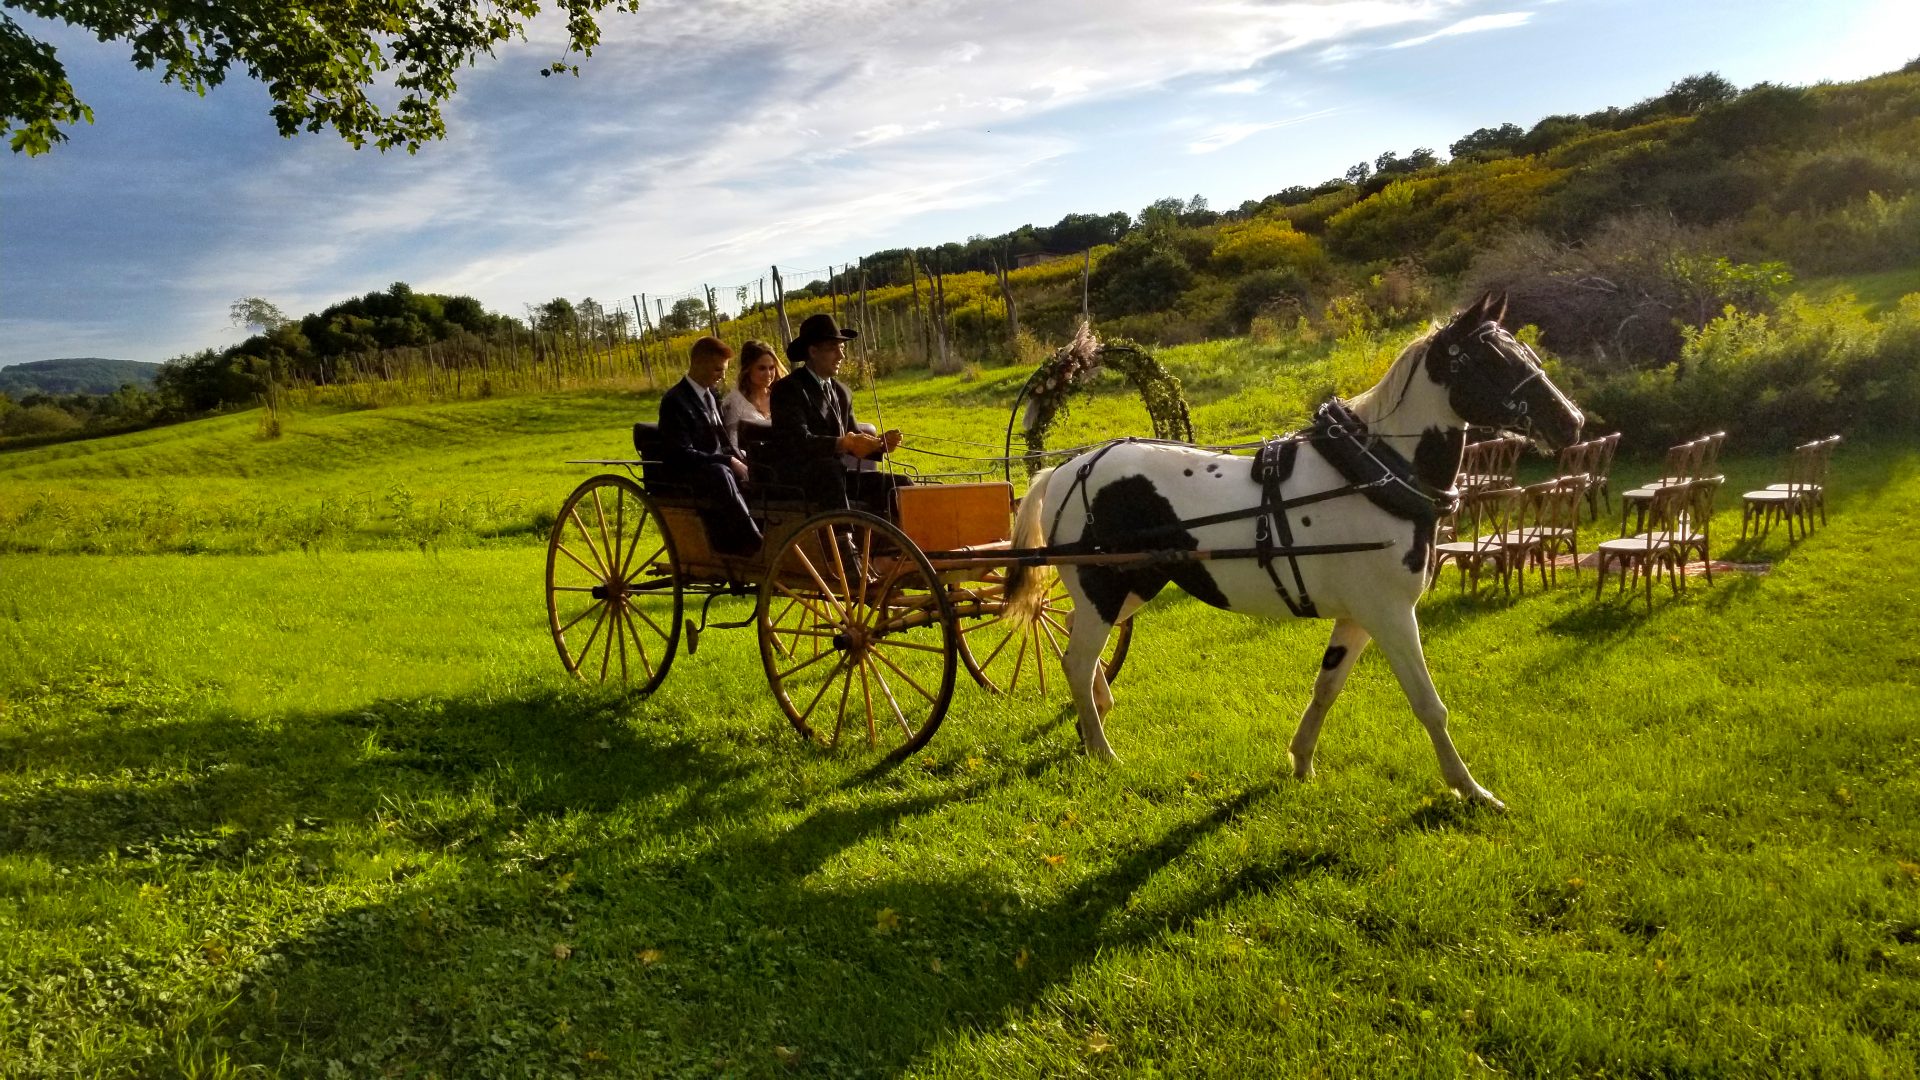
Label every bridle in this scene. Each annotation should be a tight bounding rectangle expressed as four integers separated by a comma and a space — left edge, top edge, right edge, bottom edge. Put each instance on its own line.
1444, 322, 1549, 436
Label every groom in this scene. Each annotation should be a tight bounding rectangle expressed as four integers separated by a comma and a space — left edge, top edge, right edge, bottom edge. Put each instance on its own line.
657, 335, 761, 556
769, 313, 911, 514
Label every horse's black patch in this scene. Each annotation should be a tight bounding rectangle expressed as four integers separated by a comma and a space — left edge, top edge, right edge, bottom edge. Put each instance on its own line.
1183, 468, 1193, 476
1077, 475, 1232, 623
1301, 515, 1312, 527
1401, 425, 1465, 572
1321, 645, 1347, 670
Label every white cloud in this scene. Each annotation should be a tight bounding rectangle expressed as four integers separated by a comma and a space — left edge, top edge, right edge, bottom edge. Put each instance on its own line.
1389, 11, 1533, 49
1207, 77, 1268, 95
1187, 108, 1344, 153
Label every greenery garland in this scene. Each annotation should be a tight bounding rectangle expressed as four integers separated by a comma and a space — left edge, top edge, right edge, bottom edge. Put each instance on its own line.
1017, 326, 1195, 474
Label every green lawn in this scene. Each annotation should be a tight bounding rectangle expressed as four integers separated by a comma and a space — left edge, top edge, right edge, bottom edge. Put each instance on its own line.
1798, 268, 1920, 317
3, 341, 1918, 1077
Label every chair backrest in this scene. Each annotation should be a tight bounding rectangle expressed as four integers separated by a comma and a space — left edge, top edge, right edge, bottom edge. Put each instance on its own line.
1698, 432, 1727, 475
1785, 439, 1826, 491
1491, 435, 1527, 484
1461, 486, 1521, 551
1591, 433, 1621, 483
1661, 438, 1703, 483
1637, 481, 1692, 537
1680, 475, 1724, 535
1456, 440, 1489, 488
1815, 434, 1842, 486
1556, 439, 1594, 479
1535, 474, 1587, 534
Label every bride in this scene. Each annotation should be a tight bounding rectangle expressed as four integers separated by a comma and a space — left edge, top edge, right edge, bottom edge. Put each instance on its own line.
720, 339, 782, 450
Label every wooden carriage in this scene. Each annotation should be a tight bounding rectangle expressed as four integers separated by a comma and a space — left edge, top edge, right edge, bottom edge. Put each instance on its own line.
544, 424, 1130, 759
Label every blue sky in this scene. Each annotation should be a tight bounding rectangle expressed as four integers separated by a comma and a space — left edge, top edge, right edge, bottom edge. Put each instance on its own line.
2, 0, 1914, 366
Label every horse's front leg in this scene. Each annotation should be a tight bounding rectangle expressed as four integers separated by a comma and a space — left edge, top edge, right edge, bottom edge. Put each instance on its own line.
1289, 619, 1370, 780
1365, 610, 1505, 810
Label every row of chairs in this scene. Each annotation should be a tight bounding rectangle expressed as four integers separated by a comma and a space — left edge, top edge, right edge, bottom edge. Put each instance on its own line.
1741, 435, 1841, 543
1432, 431, 1839, 608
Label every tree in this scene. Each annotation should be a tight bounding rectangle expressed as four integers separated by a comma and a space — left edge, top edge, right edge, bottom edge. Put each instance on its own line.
229, 297, 288, 334
1662, 72, 1738, 116
3, 0, 640, 154
1450, 123, 1524, 161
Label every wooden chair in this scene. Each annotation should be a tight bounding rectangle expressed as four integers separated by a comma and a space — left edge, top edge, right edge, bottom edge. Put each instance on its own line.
1501, 475, 1587, 588
1432, 486, 1524, 597
1621, 437, 1705, 535
1741, 437, 1835, 543
1761, 434, 1840, 533
1456, 435, 1526, 494
1659, 475, 1724, 584
1584, 432, 1622, 520
1595, 482, 1689, 611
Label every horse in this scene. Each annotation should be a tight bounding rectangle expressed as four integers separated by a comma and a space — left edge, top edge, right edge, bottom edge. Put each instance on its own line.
1003, 294, 1583, 809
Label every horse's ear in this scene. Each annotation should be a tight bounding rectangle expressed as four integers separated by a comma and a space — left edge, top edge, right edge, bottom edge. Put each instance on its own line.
1490, 292, 1510, 325
1446, 294, 1490, 334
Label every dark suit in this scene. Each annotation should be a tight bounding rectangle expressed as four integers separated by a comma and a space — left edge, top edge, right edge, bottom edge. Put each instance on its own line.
658, 377, 760, 555
769, 368, 911, 513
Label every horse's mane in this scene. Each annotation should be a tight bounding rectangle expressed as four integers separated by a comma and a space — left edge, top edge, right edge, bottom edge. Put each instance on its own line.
1346, 323, 1437, 429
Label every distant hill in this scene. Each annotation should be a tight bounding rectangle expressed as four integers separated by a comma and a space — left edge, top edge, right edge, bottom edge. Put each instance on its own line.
0, 358, 161, 397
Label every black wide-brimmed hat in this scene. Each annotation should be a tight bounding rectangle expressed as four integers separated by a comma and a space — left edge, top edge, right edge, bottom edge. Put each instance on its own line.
786, 312, 859, 364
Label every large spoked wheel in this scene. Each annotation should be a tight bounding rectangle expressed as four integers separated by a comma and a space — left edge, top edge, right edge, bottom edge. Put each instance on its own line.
956, 570, 1132, 695
757, 511, 957, 760
546, 474, 682, 692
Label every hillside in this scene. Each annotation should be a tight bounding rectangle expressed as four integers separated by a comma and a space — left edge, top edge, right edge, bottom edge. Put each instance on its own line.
0, 357, 160, 396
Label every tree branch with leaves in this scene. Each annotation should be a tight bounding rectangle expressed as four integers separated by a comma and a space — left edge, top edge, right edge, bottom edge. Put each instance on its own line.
2, 0, 638, 154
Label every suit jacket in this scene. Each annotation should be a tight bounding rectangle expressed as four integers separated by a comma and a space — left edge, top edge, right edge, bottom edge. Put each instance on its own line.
658, 377, 737, 478
770, 369, 878, 464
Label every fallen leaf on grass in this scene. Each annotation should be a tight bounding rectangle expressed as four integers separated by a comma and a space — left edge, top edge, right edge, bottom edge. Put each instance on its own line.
773, 1045, 800, 1065
636, 948, 663, 965
552, 942, 573, 960
1898, 860, 1919, 881
1015, 947, 1030, 971
1084, 1031, 1115, 1054
1042, 853, 1066, 868
874, 908, 901, 934
929, 957, 943, 973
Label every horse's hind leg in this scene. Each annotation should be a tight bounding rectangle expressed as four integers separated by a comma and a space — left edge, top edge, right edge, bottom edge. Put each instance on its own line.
1366, 610, 1505, 810
1289, 619, 1370, 780
1063, 607, 1121, 763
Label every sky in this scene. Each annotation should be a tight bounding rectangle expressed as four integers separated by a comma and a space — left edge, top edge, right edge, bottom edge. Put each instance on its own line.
2, 0, 1916, 367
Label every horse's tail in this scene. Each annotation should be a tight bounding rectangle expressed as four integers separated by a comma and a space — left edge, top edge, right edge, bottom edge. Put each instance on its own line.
1003, 466, 1059, 625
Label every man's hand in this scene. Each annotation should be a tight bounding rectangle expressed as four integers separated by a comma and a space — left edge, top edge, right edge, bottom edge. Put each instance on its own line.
881, 429, 903, 453
728, 457, 749, 482
836, 431, 884, 457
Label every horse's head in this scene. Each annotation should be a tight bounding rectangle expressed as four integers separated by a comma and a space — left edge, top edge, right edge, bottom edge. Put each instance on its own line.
1426, 293, 1583, 449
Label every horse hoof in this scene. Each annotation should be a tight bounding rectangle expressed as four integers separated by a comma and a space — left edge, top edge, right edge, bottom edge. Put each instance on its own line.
1288, 751, 1314, 781
1464, 788, 1507, 812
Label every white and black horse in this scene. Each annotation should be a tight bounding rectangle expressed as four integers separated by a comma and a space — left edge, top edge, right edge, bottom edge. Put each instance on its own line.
1005, 295, 1583, 808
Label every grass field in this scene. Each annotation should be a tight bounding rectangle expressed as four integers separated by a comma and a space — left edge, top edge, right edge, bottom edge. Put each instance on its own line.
3, 336, 1918, 1077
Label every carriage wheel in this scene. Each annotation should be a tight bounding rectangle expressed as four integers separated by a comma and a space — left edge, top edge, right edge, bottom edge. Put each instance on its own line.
758, 511, 957, 759
956, 571, 1132, 695
546, 475, 682, 692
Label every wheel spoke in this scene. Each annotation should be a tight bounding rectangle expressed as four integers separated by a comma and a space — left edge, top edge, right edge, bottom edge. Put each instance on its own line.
774, 580, 842, 627
796, 655, 851, 728
870, 643, 940, 704
1007, 632, 1031, 693
613, 604, 630, 683
622, 601, 656, 678
866, 660, 915, 739
598, 601, 616, 682
568, 604, 610, 672
551, 585, 601, 593
558, 599, 604, 637
858, 659, 878, 748
555, 541, 605, 582
833, 653, 857, 748
567, 508, 611, 578
777, 647, 842, 681
628, 602, 669, 639
624, 540, 666, 581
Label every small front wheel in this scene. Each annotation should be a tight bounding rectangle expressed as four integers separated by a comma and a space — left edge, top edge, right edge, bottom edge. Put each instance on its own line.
545, 475, 681, 692
757, 511, 956, 760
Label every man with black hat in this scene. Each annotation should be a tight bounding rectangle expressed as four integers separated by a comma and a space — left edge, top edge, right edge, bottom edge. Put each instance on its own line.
658, 335, 761, 556
770, 313, 912, 514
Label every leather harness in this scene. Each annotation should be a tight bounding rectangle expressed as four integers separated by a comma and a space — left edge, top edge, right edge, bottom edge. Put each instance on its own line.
1044, 399, 1458, 618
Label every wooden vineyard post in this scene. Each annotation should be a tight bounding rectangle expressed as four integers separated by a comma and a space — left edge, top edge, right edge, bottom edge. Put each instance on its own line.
994, 249, 1019, 347
772, 265, 792, 347
909, 252, 930, 365
633, 294, 654, 385
1082, 247, 1098, 319
704, 285, 721, 335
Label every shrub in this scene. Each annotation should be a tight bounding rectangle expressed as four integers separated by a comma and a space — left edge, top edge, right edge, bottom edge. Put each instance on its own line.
1209, 216, 1326, 275
1089, 235, 1195, 317
3, 403, 83, 437
1462, 212, 1792, 367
